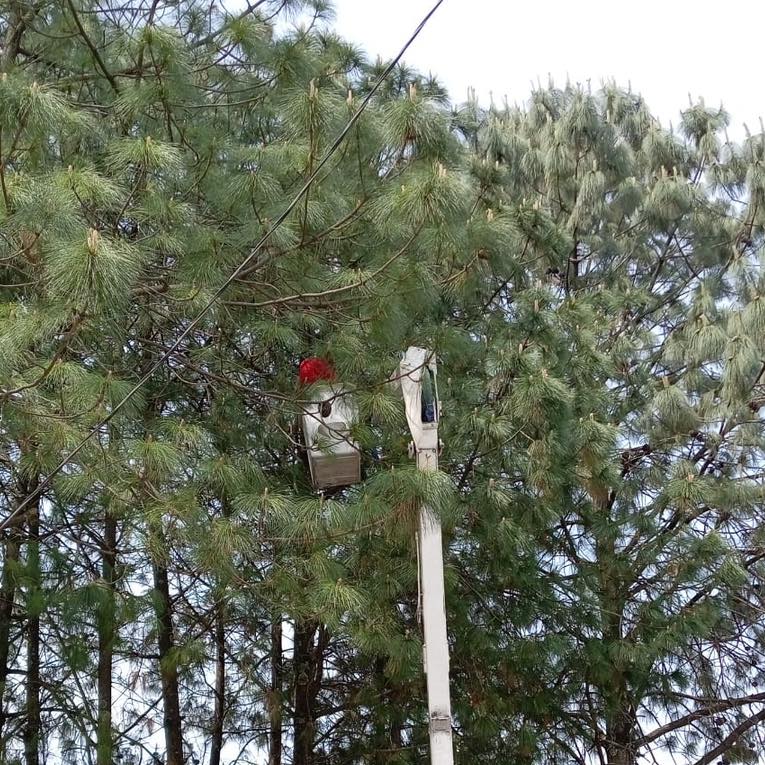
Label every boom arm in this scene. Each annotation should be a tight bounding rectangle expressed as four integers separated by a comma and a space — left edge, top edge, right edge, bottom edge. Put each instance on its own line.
397, 347, 455, 765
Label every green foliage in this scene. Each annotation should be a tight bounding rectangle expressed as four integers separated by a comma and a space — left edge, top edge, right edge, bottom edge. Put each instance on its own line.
0, 3, 764, 765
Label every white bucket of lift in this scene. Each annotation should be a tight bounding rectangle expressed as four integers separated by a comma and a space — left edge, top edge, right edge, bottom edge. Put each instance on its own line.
301, 385, 361, 490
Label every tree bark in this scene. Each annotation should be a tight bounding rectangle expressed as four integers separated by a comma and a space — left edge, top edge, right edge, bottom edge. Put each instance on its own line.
96, 512, 117, 765
292, 621, 328, 765
1, 1, 43, 71
1, 477, 38, 760
1, 1, 28, 70
23, 501, 40, 765
153, 549, 184, 765
371, 658, 404, 764
209, 601, 225, 765
605, 715, 637, 765
293, 621, 315, 765
371, 656, 388, 764
0, 520, 21, 754
268, 618, 282, 765
595, 504, 637, 765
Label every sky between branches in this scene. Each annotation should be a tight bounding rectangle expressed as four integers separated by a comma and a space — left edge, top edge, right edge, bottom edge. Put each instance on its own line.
329, 0, 765, 140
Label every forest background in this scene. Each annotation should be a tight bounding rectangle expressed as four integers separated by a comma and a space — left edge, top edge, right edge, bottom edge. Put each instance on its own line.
1, 1, 765, 765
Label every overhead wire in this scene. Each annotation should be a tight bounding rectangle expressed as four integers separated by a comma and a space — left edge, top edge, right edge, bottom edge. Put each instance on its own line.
0, 0, 446, 532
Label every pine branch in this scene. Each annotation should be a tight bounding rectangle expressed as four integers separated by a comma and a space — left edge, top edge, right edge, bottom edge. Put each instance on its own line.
64, 0, 120, 93
194, 0, 272, 48
0, 312, 87, 400
225, 225, 422, 308
642, 692, 765, 746
691, 707, 765, 765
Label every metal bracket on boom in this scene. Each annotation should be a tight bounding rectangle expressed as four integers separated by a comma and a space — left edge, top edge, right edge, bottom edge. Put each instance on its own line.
429, 713, 452, 734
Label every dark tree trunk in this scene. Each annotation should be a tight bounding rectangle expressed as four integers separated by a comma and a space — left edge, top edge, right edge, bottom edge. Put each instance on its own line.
370, 657, 404, 763
1, 0, 42, 71
268, 618, 282, 765
371, 656, 388, 764
604, 692, 638, 765
0, 521, 21, 753
1, 477, 38, 760
153, 551, 184, 765
594, 507, 637, 765
96, 512, 117, 765
23, 503, 40, 765
209, 601, 225, 765
293, 621, 315, 765
292, 622, 328, 765
390, 705, 403, 757
605, 720, 638, 765
1, 1, 28, 70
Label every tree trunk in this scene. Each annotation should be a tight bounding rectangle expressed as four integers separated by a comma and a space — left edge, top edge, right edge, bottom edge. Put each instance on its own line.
371, 656, 388, 764
293, 621, 328, 765
592, 499, 638, 765
96, 512, 117, 765
209, 601, 225, 765
605, 716, 638, 765
1, 1, 27, 70
268, 618, 282, 765
23, 502, 40, 765
1, 0, 42, 71
152, 549, 184, 765
293, 621, 314, 765
0, 521, 21, 754
370, 657, 404, 763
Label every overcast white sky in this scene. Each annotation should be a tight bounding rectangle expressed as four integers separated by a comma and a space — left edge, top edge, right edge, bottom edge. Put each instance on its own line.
328, 0, 765, 139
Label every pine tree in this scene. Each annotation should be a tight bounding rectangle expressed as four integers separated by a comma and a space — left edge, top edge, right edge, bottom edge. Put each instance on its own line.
0, 0, 470, 762
450, 84, 765, 764
2, 2, 765, 765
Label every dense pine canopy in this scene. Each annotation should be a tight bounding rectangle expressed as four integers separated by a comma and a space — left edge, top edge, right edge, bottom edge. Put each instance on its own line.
1, 1, 765, 764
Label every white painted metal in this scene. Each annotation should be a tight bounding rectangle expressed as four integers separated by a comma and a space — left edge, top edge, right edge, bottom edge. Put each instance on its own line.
301, 385, 361, 490
396, 347, 439, 451
396, 347, 455, 765
417, 452, 455, 765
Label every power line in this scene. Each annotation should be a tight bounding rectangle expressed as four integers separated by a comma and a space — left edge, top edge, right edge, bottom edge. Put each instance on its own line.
0, 0, 446, 533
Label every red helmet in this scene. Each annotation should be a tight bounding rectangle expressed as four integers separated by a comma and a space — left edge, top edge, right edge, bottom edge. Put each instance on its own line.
298, 357, 335, 385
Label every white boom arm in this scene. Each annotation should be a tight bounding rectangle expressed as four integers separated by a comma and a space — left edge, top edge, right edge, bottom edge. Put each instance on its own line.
396, 347, 454, 765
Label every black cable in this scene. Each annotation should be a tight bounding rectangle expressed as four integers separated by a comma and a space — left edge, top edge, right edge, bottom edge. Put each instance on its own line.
0, 0, 446, 532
